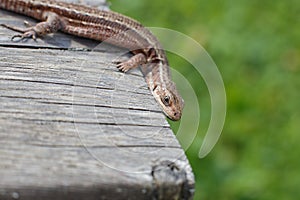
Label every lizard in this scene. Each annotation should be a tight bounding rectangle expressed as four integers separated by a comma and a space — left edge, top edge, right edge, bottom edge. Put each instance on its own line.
0, 0, 184, 120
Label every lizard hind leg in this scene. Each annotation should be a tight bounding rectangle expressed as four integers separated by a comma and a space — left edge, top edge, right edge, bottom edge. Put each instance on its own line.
1, 12, 62, 41
0, 23, 37, 41
116, 53, 147, 72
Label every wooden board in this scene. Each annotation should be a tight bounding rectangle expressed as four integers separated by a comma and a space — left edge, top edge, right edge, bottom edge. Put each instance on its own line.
0, 2, 194, 200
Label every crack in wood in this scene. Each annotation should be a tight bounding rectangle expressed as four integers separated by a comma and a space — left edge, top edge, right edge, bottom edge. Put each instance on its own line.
0, 5, 194, 199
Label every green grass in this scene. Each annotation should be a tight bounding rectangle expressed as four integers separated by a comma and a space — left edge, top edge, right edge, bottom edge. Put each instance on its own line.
110, 0, 300, 199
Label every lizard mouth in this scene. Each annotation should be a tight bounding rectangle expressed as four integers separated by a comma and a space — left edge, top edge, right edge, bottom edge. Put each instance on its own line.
172, 112, 181, 121
165, 110, 181, 121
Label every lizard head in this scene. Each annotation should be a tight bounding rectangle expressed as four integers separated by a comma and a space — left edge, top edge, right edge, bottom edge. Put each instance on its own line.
152, 82, 184, 121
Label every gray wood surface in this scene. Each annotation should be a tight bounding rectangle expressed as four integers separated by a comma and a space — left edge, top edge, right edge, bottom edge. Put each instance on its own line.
0, 2, 194, 200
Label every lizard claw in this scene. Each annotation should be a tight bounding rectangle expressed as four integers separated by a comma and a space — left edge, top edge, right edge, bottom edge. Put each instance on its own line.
116, 62, 130, 73
1, 24, 37, 41
114, 53, 146, 72
11, 30, 37, 41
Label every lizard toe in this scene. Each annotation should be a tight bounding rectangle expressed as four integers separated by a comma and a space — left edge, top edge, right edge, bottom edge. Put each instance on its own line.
117, 63, 130, 72
11, 30, 37, 41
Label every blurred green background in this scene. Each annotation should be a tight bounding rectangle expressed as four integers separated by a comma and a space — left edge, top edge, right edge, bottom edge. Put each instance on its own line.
110, 0, 300, 199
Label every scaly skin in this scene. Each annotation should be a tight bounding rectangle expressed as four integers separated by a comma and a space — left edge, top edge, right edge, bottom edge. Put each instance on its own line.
0, 0, 184, 120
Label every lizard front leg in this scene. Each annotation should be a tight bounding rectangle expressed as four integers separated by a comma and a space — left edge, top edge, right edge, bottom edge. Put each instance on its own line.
1, 12, 63, 41
116, 52, 147, 72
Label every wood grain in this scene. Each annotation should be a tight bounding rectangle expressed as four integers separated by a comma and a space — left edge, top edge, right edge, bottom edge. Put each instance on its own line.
0, 2, 194, 199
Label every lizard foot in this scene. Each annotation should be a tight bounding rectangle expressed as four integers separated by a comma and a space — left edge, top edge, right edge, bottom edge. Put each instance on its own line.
1, 24, 37, 41
114, 52, 147, 72
116, 60, 137, 72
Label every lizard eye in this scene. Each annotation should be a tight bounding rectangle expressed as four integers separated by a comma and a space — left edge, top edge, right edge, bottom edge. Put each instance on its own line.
162, 95, 171, 106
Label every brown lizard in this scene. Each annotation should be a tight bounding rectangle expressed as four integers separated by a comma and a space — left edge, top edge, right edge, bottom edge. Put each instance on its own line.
0, 0, 184, 120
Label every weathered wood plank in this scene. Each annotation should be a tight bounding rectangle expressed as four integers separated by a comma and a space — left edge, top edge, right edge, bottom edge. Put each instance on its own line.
0, 2, 194, 199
